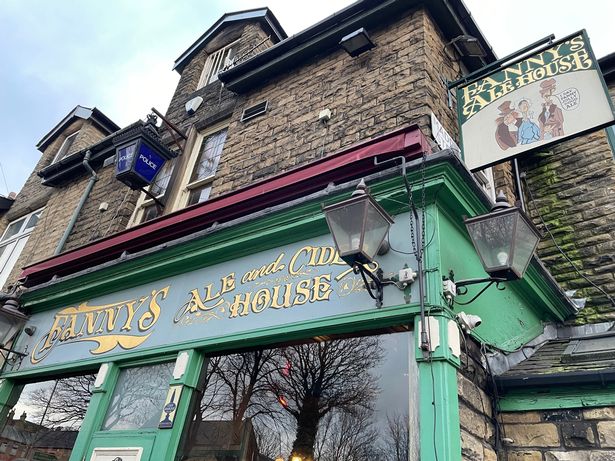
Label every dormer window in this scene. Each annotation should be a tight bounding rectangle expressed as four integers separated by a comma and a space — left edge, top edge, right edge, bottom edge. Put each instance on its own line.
197, 40, 238, 88
52, 131, 79, 163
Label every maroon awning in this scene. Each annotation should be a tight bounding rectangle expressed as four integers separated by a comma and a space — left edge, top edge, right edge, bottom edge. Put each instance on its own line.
21, 125, 429, 287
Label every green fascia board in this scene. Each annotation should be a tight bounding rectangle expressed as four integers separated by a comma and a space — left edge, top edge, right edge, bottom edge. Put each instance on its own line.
499, 384, 615, 412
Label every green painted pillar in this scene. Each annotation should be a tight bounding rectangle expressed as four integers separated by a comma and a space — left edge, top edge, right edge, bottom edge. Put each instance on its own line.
0, 379, 23, 429
69, 362, 120, 461
415, 313, 462, 461
151, 349, 206, 461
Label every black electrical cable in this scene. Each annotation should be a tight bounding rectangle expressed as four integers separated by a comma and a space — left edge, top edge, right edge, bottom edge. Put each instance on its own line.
522, 175, 615, 308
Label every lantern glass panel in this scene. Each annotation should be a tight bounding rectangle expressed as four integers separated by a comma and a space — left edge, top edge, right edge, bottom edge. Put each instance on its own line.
0, 308, 27, 346
134, 141, 165, 184
116, 142, 137, 175
325, 200, 367, 256
466, 212, 515, 272
363, 200, 392, 260
510, 214, 540, 278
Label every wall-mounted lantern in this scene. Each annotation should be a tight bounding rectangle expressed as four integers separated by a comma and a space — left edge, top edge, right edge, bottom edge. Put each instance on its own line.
0, 299, 28, 352
464, 191, 541, 281
447, 34, 487, 58
0, 293, 35, 366
322, 179, 393, 267
339, 28, 376, 57
113, 115, 178, 191
323, 180, 401, 307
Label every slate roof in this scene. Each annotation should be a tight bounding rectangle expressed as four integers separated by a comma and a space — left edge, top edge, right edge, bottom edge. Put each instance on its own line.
495, 331, 615, 390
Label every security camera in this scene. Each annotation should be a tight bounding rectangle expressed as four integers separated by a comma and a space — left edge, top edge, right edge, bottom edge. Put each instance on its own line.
456, 312, 482, 332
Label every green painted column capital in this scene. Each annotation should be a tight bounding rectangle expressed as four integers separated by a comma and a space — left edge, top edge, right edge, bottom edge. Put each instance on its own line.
415, 312, 462, 368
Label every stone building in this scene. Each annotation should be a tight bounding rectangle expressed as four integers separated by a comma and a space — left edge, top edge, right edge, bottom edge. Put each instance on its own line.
0, 2, 613, 461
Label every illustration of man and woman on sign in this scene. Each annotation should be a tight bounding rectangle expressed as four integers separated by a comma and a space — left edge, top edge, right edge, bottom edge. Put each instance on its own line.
495, 78, 565, 150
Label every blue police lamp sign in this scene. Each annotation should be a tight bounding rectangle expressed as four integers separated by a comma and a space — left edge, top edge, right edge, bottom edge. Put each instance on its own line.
113, 116, 177, 190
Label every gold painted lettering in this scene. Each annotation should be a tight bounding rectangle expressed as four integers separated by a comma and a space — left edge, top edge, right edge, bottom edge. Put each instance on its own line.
571, 49, 592, 71
41, 314, 68, 351
60, 315, 79, 341
251, 289, 271, 313
221, 273, 236, 295
271, 283, 294, 309
311, 275, 332, 302
289, 246, 310, 276
293, 279, 312, 306
139, 286, 167, 331
120, 297, 148, 332
229, 292, 252, 317
569, 35, 585, 52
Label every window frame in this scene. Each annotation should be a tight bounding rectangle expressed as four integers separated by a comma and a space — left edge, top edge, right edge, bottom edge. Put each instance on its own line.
197, 40, 239, 89
51, 131, 80, 164
0, 207, 44, 289
177, 122, 228, 209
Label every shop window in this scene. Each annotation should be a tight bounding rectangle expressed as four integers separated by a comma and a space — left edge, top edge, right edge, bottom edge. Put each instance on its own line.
130, 159, 176, 224
5, 373, 95, 461
179, 126, 227, 207
0, 208, 44, 289
197, 41, 238, 88
101, 361, 174, 431
180, 331, 417, 461
51, 131, 79, 163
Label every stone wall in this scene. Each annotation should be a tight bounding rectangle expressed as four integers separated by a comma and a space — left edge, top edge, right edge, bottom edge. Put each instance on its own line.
458, 339, 498, 461
212, 8, 461, 197
518, 86, 615, 323
501, 407, 615, 460
0, 118, 117, 290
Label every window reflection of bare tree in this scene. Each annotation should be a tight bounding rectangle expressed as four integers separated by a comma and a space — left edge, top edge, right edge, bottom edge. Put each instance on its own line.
102, 363, 173, 430
268, 337, 383, 461
27, 375, 94, 428
314, 408, 382, 461
191, 350, 289, 456
384, 412, 410, 461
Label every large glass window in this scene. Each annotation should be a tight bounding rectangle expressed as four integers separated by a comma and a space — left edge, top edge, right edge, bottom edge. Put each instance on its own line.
0, 208, 44, 289
180, 331, 417, 461
2, 373, 95, 460
101, 362, 174, 431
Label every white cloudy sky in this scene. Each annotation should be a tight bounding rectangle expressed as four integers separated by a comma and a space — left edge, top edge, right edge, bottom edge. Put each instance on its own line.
0, 0, 613, 195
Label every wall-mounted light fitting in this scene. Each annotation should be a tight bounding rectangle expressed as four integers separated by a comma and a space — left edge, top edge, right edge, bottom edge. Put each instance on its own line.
340, 28, 376, 57
447, 34, 487, 58
322, 179, 410, 307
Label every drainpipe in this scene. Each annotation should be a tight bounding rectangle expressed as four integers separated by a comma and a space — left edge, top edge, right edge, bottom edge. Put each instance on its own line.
54, 150, 98, 255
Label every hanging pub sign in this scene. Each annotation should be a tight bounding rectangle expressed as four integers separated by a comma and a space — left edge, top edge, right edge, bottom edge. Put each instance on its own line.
457, 30, 615, 171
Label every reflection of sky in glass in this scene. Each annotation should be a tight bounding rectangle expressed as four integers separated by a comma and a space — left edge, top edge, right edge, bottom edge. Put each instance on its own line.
12, 381, 56, 424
